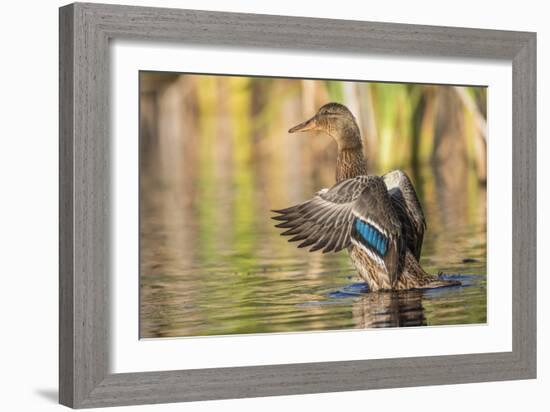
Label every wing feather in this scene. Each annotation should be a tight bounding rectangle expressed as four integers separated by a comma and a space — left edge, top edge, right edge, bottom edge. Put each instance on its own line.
350, 177, 406, 285
383, 170, 426, 260
273, 175, 407, 285
272, 176, 369, 253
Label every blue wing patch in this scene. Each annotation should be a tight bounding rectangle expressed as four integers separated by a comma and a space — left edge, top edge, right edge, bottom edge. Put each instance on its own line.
354, 218, 388, 256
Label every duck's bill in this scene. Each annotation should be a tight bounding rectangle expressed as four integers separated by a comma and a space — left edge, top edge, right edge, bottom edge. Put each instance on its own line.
288, 116, 317, 133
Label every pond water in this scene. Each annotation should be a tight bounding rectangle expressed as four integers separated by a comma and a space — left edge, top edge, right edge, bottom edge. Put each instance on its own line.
139, 163, 486, 338
139, 73, 487, 338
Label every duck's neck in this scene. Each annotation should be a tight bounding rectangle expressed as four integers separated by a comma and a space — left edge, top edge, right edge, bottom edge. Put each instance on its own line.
336, 147, 367, 182
331, 120, 367, 182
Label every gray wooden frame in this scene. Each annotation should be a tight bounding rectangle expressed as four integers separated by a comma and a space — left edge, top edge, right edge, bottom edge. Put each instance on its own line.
59, 2, 536, 408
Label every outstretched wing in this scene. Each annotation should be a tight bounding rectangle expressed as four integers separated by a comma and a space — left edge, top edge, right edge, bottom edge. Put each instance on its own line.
350, 177, 406, 285
272, 176, 370, 253
273, 175, 406, 284
383, 170, 426, 260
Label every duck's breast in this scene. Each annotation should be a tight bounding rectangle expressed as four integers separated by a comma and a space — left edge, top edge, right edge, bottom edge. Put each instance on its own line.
348, 244, 392, 291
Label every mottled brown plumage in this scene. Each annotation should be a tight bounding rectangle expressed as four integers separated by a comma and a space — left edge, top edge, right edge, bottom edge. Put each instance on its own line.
336, 148, 367, 182
274, 102, 459, 291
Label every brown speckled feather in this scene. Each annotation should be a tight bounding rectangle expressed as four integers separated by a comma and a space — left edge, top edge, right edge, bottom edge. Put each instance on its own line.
350, 177, 406, 286
383, 170, 426, 260
272, 176, 370, 253
273, 175, 407, 285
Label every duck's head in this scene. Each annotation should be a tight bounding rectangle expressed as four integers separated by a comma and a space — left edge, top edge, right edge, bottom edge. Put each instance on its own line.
288, 102, 362, 150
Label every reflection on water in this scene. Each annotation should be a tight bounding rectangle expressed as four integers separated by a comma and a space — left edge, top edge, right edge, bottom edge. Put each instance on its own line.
139, 73, 487, 338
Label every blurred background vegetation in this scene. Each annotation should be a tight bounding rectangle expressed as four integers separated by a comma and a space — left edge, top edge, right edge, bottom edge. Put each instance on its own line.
139, 72, 487, 338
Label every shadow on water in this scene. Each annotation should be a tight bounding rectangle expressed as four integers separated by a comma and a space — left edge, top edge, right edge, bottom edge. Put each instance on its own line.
303, 274, 484, 329
353, 290, 427, 328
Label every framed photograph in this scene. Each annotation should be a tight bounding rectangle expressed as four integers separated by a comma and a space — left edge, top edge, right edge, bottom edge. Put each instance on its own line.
59, 2, 536, 408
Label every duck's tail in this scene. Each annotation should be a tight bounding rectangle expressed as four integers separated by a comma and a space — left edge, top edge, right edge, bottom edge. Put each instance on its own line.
393, 251, 461, 290
419, 278, 461, 289
427, 272, 462, 288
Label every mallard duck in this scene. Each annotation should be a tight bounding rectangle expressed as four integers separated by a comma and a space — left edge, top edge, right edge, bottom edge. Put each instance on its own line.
273, 103, 459, 291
